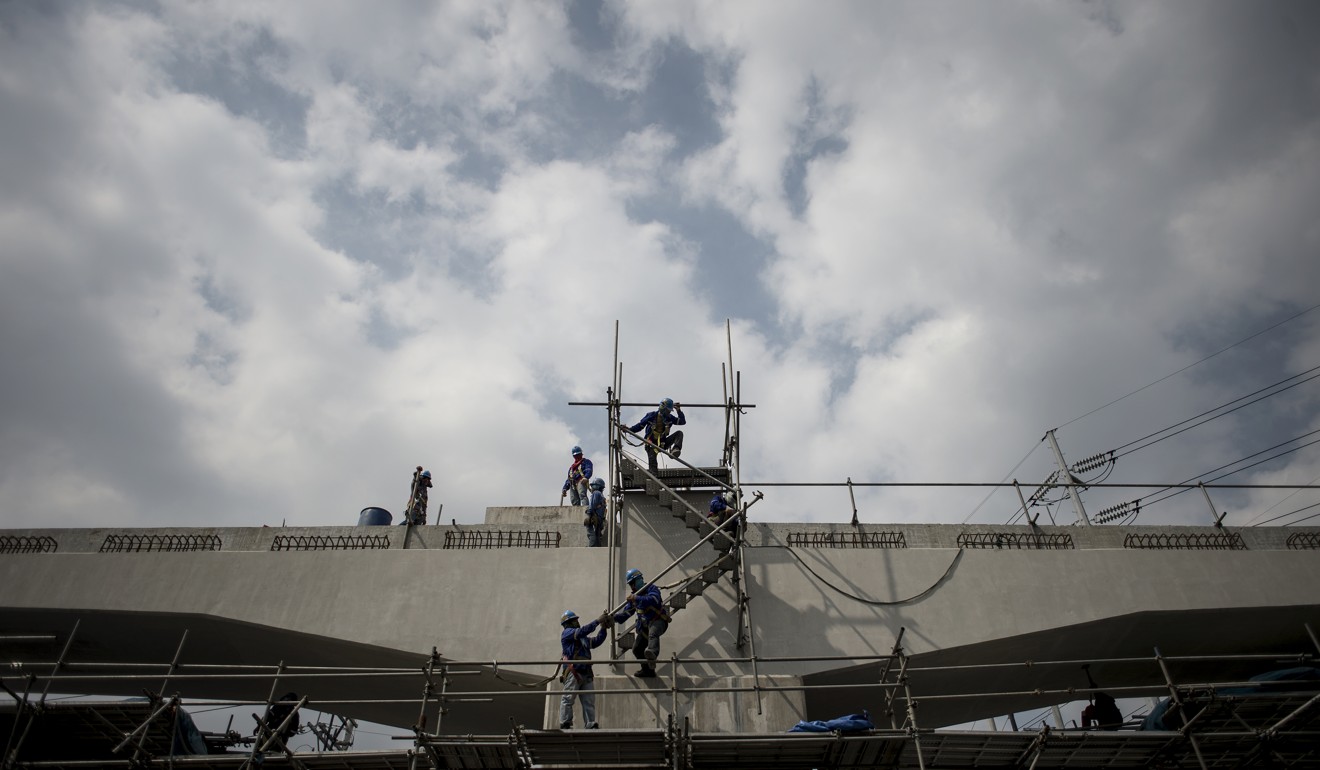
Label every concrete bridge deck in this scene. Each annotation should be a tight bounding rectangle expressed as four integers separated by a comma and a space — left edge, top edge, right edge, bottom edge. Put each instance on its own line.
2, 504, 1319, 735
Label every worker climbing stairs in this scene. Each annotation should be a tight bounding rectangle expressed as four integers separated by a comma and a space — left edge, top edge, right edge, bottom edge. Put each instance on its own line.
614, 455, 742, 646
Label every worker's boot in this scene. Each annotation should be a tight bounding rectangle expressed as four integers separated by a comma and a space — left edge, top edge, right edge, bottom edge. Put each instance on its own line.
633, 665, 656, 678
560, 721, 572, 729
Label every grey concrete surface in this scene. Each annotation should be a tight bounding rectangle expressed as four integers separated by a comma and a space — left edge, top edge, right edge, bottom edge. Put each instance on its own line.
543, 675, 806, 732
2, 501, 1318, 732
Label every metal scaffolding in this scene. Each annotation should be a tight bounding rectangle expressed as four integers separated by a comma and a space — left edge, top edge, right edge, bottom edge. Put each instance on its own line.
4, 624, 1319, 768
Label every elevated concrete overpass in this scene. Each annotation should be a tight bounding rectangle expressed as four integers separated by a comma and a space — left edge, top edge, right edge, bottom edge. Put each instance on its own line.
3, 493, 1318, 735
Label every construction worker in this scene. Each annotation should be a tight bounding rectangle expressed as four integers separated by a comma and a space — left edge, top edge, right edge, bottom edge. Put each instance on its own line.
558, 610, 607, 729
561, 446, 593, 506
612, 568, 669, 678
585, 477, 607, 547
623, 398, 685, 471
1080, 665, 1123, 730
708, 490, 738, 551
403, 467, 432, 525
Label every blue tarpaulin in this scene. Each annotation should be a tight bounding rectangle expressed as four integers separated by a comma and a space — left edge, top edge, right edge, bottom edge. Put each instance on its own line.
789, 710, 875, 733
1141, 667, 1320, 731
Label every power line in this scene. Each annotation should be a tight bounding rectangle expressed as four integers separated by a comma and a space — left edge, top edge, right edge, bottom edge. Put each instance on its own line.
1056, 301, 1320, 430
1139, 436, 1320, 512
961, 440, 1043, 524
1278, 507, 1320, 526
1111, 365, 1320, 458
1243, 470, 1320, 526
1251, 500, 1320, 527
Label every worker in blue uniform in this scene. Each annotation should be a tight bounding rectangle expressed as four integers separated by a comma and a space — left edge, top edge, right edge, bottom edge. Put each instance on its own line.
403, 467, 432, 525
561, 446, 593, 506
558, 610, 608, 729
612, 568, 670, 678
623, 398, 685, 471
708, 490, 738, 551
584, 477, 607, 547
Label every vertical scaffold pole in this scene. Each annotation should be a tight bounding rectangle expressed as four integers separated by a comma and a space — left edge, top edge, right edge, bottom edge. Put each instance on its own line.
1, 672, 35, 769
409, 649, 438, 770
879, 627, 906, 729
1155, 647, 1209, 770
242, 660, 285, 770
5, 619, 78, 770
895, 642, 926, 770
159, 629, 189, 701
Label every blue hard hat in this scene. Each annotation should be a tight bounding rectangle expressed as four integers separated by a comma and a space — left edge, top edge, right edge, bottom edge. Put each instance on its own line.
560, 610, 578, 626
590, 477, 605, 490
571, 445, 583, 456
659, 398, 674, 411
625, 568, 643, 585
421, 470, 432, 479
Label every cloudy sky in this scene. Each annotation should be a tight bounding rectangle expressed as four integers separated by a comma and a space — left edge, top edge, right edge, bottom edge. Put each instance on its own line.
2, 0, 1318, 531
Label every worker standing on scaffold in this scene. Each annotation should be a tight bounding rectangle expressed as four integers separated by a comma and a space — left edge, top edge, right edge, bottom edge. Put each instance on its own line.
403, 467, 432, 525
584, 477, 606, 547
622, 398, 685, 471
561, 446, 593, 506
612, 568, 669, 678
558, 610, 607, 729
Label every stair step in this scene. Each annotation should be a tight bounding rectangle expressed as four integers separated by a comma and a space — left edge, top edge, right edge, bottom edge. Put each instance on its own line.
668, 593, 688, 611
685, 578, 706, 598
684, 510, 703, 528
702, 555, 735, 583
616, 631, 635, 649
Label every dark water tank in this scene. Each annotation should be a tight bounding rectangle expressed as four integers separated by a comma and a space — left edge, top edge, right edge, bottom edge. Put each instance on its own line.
358, 507, 393, 526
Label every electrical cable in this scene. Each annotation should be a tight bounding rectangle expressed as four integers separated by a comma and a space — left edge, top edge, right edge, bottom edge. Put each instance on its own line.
1056, 301, 1320, 430
771, 546, 963, 606
1251, 500, 1320, 528
1111, 365, 1320, 455
963, 441, 1043, 524
1113, 369, 1320, 460
1243, 470, 1320, 526
1278, 507, 1320, 526
1139, 436, 1320, 513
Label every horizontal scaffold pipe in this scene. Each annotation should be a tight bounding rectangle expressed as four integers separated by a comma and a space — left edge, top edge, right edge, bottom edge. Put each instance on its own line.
906, 651, 1314, 673
12, 648, 1309, 679
569, 401, 755, 408
16, 677, 1299, 709
742, 481, 1320, 489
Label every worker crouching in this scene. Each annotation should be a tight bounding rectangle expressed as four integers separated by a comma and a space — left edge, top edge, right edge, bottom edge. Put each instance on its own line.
612, 568, 670, 678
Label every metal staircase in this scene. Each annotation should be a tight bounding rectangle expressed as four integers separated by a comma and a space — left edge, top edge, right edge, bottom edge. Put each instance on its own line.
616, 456, 741, 630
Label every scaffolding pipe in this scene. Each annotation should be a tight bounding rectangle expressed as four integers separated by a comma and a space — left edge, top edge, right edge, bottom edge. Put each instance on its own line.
4, 620, 78, 770
10, 649, 1316, 681
1155, 646, 1209, 770
571, 401, 756, 409
740, 481, 1319, 489
620, 429, 738, 499
158, 629, 189, 700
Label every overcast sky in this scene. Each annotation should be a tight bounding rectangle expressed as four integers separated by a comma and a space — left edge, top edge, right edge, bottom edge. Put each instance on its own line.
2, 1, 1318, 531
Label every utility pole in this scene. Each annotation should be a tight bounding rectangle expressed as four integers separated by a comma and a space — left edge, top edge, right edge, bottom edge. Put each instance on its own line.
1045, 429, 1091, 526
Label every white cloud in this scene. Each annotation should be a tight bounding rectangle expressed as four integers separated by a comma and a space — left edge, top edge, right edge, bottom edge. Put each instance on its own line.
1, 0, 1317, 534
